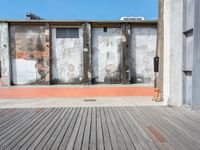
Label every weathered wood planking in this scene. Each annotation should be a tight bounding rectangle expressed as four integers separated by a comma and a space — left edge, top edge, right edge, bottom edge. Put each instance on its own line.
0, 106, 199, 150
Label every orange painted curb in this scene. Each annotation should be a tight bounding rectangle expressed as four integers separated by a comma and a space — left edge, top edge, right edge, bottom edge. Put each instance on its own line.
0, 87, 154, 99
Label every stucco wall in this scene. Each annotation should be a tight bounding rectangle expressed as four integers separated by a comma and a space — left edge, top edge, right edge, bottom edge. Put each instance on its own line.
10, 25, 50, 85
0, 23, 10, 86
51, 28, 84, 84
91, 28, 123, 84
131, 27, 157, 84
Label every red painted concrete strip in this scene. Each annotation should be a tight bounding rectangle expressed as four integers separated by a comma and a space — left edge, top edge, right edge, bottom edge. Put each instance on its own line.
0, 87, 154, 99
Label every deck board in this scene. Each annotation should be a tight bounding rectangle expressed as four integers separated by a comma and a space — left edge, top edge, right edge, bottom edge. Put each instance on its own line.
0, 106, 200, 150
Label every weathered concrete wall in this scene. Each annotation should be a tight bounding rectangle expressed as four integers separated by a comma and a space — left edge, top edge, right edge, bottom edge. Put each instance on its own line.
10, 25, 50, 85
51, 28, 84, 84
163, 0, 183, 106
131, 27, 157, 84
0, 23, 10, 86
92, 28, 123, 84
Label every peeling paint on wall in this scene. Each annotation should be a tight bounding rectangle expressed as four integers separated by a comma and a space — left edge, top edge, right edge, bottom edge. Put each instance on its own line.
10, 25, 49, 85
131, 27, 157, 84
51, 28, 84, 84
92, 28, 123, 84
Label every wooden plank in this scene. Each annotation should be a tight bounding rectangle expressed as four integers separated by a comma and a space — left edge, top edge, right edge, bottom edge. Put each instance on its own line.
0, 108, 48, 144
0, 107, 200, 150
147, 106, 200, 150
125, 107, 160, 150
0, 109, 34, 137
65, 108, 85, 150
0, 108, 22, 124
81, 107, 92, 150
2, 108, 54, 149
103, 107, 120, 150
0, 108, 17, 119
115, 107, 143, 150
153, 106, 200, 148
111, 107, 135, 150
0, 109, 36, 136
36, 108, 71, 150
96, 107, 104, 150
107, 107, 128, 150
49, 108, 78, 150
58, 108, 81, 150
135, 106, 180, 150
22, 108, 66, 149
74, 108, 88, 150
100, 107, 112, 150
0, 109, 31, 131
89, 107, 97, 150
119, 107, 151, 150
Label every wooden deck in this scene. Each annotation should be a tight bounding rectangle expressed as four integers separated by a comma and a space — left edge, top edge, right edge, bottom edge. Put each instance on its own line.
0, 106, 200, 150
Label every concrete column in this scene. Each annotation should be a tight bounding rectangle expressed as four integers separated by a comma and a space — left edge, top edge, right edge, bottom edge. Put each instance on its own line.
192, 0, 200, 109
122, 23, 131, 84
0, 23, 11, 86
44, 24, 50, 85
83, 23, 92, 84
155, 0, 164, 102
163, 0, 171, 105
163, 0, 183, 106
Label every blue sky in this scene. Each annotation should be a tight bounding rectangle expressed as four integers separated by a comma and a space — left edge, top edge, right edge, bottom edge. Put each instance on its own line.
0, 0, 158, 20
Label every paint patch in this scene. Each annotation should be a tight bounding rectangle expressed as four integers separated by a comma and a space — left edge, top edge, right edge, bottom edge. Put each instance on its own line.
12, 59, 38, 85
83, 48, 88, 52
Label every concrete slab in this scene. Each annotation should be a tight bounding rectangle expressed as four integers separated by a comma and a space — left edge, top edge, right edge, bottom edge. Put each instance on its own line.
0, 97, 164, 108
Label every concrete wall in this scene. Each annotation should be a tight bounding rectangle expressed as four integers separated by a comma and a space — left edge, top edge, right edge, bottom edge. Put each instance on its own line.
91, 28, 123, 84
0, 23, 10, 86
190, 0, 200, 109
131, 27, 157, 84
10, 25, 50, 85
0, 22, 157, 86
51, 27, 84, 84
163, 0, 183, 106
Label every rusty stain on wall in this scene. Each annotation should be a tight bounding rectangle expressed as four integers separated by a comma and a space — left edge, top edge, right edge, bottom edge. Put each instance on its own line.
10, 25, 49, 85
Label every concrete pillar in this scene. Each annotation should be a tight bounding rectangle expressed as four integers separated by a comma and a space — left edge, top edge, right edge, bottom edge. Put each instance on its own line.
83, 23, 92, 84
122, 23, 131, 84
192, 0, 200, 109
155, 0, 164, 101
163, 0, 183, 106
163, 0, 171, 105
44, 24, 50, 85
0, 23, 11, 86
